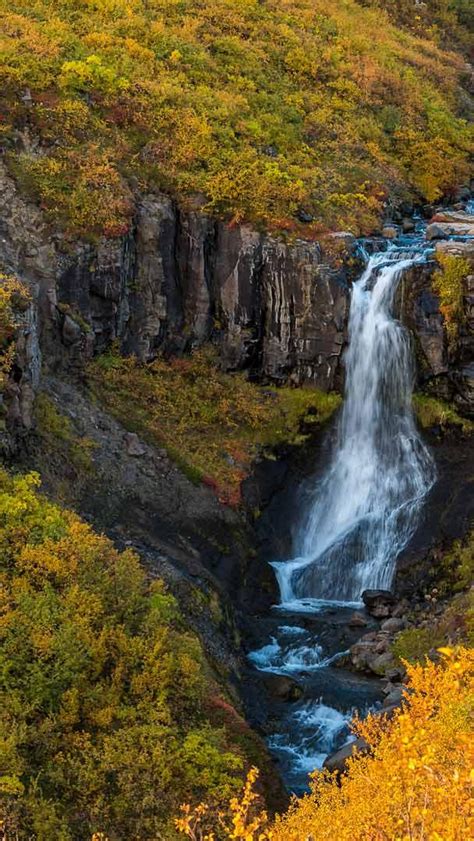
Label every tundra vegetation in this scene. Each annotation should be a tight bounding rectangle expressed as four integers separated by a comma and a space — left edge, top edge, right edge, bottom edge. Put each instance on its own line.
0, 470, 251, 840
0, 0, 472, 237
87, 346, 341, 505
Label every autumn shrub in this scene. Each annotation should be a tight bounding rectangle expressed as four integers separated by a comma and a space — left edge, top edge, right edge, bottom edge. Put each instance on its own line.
0, 274, 30, 396
441, 530, 474, 594
0, 0, 472, 236
432, 253, 471, 345
87, 346, 341, 505
178, 648, 474, 841
0, 470, 248, 840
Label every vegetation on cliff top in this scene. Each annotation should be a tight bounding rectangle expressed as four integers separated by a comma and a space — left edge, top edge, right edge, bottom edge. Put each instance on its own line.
87, 346, 341, 506
0, 0, 472, 237
178, 648, 474, 841
0, 470, 256, 840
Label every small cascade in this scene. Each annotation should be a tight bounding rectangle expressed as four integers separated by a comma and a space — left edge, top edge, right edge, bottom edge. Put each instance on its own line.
273, 245, 436, 607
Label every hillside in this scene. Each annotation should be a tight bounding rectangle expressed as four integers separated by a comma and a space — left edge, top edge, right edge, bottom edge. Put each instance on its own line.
0, 0, 473, 237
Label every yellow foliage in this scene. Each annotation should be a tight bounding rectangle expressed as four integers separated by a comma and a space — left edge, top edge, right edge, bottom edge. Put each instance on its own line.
0, 274, 30, 392
432, 252, 471, 344
185, 649, 474, 841
0, 469, 248, 838
176, 767, 272, 841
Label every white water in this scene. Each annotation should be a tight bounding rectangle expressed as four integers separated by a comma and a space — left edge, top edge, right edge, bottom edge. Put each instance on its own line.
268, 702, 353, 776
248, 633, 348, 674
274, 249, 436, 606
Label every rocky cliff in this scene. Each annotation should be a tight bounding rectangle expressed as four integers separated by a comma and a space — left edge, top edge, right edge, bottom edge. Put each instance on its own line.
0, 163, 354, 438
2, 159, 474, 449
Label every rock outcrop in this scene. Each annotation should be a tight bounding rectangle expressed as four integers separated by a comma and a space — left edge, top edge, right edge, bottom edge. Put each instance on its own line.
0, 163, 352, 407
398, 238, 474, 414
426, 210, 474, 240
1, 158, 473, 455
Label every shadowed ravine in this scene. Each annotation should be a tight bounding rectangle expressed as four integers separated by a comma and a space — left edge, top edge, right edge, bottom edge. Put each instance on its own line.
249, 227, 439, 791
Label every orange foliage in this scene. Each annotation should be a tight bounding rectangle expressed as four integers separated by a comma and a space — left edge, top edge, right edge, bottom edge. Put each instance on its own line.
178, 648, 474, 841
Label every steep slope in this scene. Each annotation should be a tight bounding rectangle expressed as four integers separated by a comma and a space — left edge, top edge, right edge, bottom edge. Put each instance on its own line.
0, 0, 472, 236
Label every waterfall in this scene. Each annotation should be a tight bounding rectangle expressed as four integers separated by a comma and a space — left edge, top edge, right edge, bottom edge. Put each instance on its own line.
273, 249, 436, 606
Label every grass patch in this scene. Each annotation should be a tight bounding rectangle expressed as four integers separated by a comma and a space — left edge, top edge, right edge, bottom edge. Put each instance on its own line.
87, 346, 341, 505
412, 393, 474, 434
392, 591, 474, 665
34, 392, 97, 475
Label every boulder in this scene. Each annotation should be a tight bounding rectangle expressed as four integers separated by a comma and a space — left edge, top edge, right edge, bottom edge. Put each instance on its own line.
124, 432, 146, 457
380, 617, 406, 633
435, 240, 474, 259
383, 686, 404, 707
386, 666, 407, 683
261, 673, 304, 702
426, 214, 474, 239
323, 737, 369, 774
382, 225, 399, 239
402, 218, 416, 233
426, 223, 448, 240
370, 651, 395, 674
349, 611, 368, 627
362, 590, 396, 618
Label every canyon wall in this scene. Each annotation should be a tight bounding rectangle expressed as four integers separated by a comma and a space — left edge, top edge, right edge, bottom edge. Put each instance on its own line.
1, 161, 473, 449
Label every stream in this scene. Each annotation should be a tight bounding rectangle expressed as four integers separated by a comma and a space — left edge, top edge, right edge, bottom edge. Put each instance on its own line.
248, 222, 439, 792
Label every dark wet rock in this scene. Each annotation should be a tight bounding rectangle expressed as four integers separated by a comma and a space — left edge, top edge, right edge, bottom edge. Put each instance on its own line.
362, 590, 396, 618
386, 666, 407, 683
323, 737, 369, 774
261, 673, 304, 702
402, 218, 416, 234
0, 160, 350, 400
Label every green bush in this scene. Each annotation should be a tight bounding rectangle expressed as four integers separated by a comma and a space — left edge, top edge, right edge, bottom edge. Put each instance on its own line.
0, 470, 246, 839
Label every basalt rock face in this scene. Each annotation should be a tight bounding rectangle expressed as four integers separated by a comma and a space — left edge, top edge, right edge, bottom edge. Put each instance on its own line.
398, 248, 474, 415
0, 164, 352, 417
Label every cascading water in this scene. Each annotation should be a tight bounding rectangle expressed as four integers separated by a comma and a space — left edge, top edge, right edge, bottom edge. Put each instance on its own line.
248, 230, 443, 793
273, 247, 436, 607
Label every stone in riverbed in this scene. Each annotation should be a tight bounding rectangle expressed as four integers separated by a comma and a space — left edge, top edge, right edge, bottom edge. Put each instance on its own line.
261, 673, 304, 702
383, 686, 404, 707
386, 666, 406, 683
382, 225, 399, 239
402, 218, 416, 233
